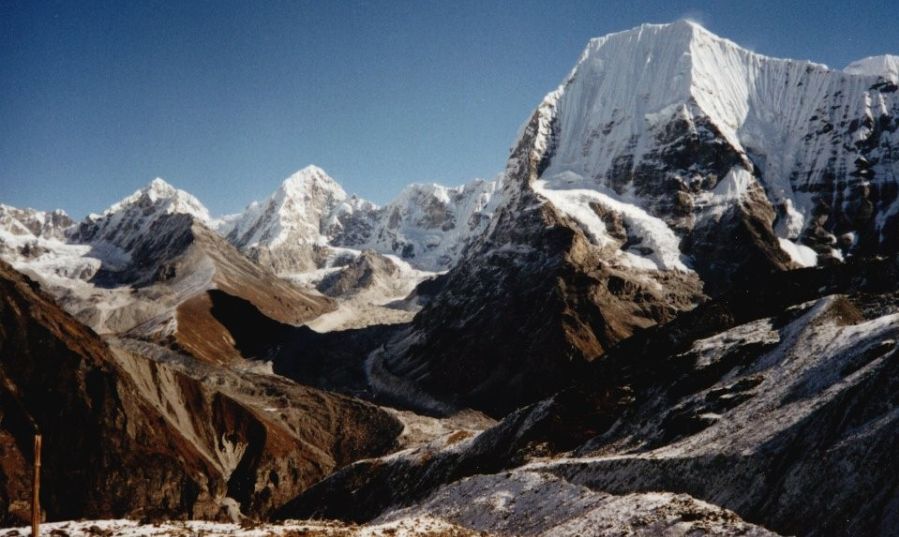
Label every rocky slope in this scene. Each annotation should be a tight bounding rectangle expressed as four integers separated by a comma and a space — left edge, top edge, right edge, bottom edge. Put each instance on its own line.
0, 259, 402, 524
278, 256, 899, 536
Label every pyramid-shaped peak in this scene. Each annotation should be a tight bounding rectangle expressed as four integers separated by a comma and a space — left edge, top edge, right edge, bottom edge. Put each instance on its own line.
144, 177, 178, 197
275, 165, 348, 205
282, 165, 340, 188
96, 177, 211, 224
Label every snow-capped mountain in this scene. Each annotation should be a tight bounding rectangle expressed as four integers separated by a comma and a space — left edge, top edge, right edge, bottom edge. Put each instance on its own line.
221, 165, 500, 274
72, 177, 214, 251
1, 179, 216, 317
335, 179, 500, 272
0, 204, 73, 240
221, 165, 358, 273
0, 167, 500, 338
373, 20, 899, 415
525, 20, 898, 274
0, 177, 333, 347
0, 205, 78, 273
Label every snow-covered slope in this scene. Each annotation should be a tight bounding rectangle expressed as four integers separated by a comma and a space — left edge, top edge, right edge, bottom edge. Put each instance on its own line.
0, 204, 73, 240
1, 179, 214, 280
0, 205, 83, 276
340, 179, 501, 272
221, 165, 358, 273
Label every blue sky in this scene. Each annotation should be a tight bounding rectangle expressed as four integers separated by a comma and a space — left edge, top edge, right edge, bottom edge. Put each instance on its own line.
2, 0, 897, 217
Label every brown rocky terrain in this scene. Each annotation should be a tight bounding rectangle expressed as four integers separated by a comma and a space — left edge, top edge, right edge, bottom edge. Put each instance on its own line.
0, 259, 402, 525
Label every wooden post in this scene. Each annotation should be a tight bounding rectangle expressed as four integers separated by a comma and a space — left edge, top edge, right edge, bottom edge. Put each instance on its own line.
32, 434, 41, 537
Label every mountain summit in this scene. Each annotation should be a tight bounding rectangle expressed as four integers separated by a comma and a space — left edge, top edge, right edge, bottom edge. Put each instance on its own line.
539, 20, 897, 264
73, 177, 213, 251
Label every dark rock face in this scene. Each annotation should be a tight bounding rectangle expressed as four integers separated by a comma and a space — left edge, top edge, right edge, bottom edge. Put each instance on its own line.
543, 259, 899, 537
793, 106, 899, 260
0, 260, 402, 524
682, 180, 795, 296
360, 27, 899, 423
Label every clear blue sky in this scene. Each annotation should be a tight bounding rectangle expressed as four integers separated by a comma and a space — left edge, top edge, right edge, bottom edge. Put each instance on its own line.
2, 0, 897, 218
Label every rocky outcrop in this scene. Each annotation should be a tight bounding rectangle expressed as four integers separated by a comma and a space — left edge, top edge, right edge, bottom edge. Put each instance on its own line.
316, 250, 402, 297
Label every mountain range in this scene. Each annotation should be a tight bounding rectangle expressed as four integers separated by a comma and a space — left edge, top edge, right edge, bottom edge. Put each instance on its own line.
1, 21, 898, 536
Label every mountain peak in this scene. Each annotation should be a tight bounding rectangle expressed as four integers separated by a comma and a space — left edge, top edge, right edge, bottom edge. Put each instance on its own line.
72, 178, 213, 250
104, 178, 211, 223
224, 166, 351, 253
583, 19, 722, 60
270, 166, 348, 211
280, 165, 345, 195
146, 177, 176, 195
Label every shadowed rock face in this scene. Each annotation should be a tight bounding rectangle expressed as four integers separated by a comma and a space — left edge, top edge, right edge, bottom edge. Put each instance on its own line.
0, 260, 402, 524
275, 385, 633, 523
316, 251, 400, 298
540, 259, 899, 537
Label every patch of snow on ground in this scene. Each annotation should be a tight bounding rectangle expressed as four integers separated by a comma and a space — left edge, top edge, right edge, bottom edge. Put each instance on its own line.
0, 517, 476, 537
777, 238, 818, 267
